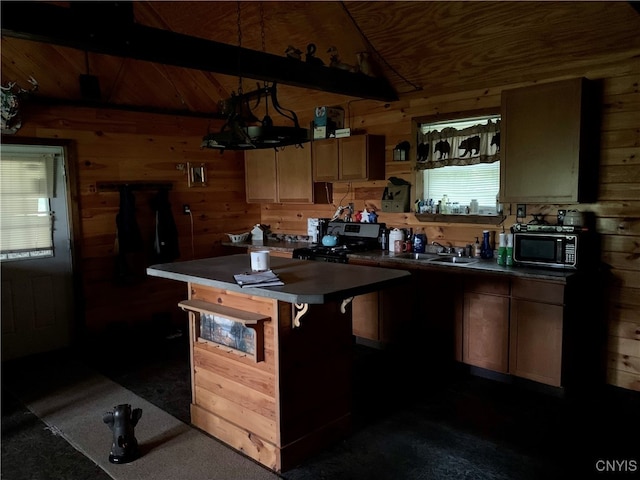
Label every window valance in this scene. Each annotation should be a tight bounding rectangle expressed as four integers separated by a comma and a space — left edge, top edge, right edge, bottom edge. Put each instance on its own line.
417, 119, 500, 170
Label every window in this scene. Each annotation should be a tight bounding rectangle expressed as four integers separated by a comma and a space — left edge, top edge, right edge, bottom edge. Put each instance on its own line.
425, 162, 500, 214
0, 146, 56, 261
417, 114, 501, 214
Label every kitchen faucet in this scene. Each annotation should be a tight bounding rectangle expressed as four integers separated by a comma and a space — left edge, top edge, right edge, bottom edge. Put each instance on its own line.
432, 241, 455, 254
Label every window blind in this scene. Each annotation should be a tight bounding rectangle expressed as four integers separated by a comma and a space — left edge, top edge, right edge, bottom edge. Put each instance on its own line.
0, 152, 55, 257
424, 162, 500, 212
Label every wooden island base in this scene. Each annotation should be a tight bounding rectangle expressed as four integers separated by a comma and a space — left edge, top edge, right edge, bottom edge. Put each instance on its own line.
183, 282, 354, 473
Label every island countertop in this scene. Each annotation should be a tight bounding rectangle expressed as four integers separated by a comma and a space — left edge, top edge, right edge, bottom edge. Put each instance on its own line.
147, 254, 411, 304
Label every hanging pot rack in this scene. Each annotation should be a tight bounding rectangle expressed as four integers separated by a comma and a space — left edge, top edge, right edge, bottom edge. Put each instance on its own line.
201, 82, 309, 151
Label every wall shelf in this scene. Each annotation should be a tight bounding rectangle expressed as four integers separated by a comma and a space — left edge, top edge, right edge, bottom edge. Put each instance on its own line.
415, 213, 506, 225
179, 299, 269, 362
96, 181, 173, 192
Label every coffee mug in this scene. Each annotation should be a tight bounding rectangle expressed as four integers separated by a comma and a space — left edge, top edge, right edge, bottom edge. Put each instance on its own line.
250, 250, 270, 272
394, 240, 412, 254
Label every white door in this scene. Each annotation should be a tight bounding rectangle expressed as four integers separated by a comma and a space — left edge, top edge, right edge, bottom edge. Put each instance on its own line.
1, 144, 75, 360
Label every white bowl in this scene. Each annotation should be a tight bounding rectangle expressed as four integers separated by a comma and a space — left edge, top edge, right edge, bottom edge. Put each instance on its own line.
227, 232, 249, 243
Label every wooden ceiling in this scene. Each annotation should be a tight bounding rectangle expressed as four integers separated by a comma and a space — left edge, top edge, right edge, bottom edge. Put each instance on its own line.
2, 1, 640, 123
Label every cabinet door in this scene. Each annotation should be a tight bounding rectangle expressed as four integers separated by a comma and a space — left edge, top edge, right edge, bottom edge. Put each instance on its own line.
501, 78, 592, 203
340, 135, 369, 180
245, 150, 277, 203
463, 292, 510, 373
509, 299, 563, 386
313, 139, 339, 181
352, 292, 380, 341
277, 146, 314, 203
268, 250, 293, 259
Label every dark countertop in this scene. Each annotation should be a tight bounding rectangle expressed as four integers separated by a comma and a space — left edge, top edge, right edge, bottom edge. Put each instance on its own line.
222, 239, 311, 253
147, 254, 411, 304
348, 251, 579, 282
223, 241, 578, 282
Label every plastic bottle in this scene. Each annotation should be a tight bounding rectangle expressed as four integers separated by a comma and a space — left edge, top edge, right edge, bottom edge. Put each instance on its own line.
497, 232, 506, 266
481, 230, 493, 259
506, 233, 514, 266
473, 237, 481, 258
441, 195, 449, 214
380, 228, 388, 251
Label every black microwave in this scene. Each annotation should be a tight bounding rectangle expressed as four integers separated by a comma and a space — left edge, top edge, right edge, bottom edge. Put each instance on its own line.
513, 232, 591, 269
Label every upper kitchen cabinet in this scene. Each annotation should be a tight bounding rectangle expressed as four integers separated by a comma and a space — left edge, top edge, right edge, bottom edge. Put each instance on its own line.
245, 149, 277, 203
500, 78, 600, 203
313, 135, 385, 182
245, 146, 329, 204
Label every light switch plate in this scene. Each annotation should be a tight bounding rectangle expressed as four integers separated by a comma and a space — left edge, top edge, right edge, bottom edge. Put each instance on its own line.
516, 204, 526, 218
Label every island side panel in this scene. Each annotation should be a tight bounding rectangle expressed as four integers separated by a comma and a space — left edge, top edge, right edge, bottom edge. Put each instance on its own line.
188, 283, 281, 470
276, 299, 354, 472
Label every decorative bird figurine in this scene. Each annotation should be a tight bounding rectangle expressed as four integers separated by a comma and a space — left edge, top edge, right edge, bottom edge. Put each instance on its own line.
285, 45, 303, 61
305, 43, 324, 66
327, 46, 357, 72
356, 51, 382, 77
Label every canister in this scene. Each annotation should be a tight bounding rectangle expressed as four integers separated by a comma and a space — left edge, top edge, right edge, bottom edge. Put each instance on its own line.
388, 228, 405, 252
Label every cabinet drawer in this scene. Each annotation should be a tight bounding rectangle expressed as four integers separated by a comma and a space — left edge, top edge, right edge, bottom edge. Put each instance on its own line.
511, 278, 564, 305
464, 276, 509, 296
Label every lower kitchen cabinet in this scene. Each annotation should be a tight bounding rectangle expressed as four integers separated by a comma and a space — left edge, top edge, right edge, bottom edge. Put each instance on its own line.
349, 258, 413, 346
247, 246, 293, 259
462, 276, 510, 373
509, 279, 564, 387
459, 276, 568, 388
352, 292, 381, 341
309, 253, 595, 390
352, 281, 412, 345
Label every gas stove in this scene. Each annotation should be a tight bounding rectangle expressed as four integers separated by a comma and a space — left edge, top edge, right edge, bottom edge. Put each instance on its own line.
292, 221, 385, 263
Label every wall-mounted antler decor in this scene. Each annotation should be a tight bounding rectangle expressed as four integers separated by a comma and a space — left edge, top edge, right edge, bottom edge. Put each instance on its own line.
1, 77, 38, 134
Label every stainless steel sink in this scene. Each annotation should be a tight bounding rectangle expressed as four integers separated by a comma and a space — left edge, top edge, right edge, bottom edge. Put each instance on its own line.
427, 256, 479, 265
393, 253, 440, 260
392, 252, 478, 265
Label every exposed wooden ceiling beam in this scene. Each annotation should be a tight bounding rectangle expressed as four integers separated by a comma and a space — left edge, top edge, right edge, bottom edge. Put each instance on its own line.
1, 2, 398, 102
27, 96, 225, 120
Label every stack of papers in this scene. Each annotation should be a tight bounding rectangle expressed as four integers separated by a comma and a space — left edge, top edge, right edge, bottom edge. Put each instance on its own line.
233, 270, 284, 288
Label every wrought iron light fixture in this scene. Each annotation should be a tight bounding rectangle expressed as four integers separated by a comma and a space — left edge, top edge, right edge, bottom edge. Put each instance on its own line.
201, 2, 309, 152
201, 81, 309, 151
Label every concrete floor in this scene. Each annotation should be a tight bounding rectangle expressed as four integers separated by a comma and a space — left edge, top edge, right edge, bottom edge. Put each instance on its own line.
2, 329, 638, 480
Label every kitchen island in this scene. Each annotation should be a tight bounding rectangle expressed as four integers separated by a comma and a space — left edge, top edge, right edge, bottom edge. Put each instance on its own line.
147, 254, 410, 473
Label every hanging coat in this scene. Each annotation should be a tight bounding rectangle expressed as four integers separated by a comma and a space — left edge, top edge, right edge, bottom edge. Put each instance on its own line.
115, 186, 144, 283
151, 188, 180, 263
116, 186, 143, 253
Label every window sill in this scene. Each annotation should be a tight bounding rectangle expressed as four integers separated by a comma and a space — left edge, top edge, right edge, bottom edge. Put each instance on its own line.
415, 213, 506, 225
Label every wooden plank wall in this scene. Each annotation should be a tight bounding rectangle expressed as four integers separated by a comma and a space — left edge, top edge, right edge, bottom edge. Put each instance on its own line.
10, 105, 261, 333
264, 58, 640, 392
5, 58, 638, 392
